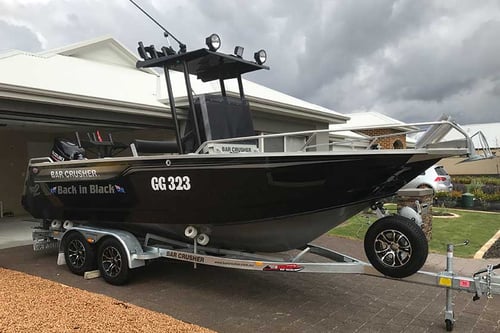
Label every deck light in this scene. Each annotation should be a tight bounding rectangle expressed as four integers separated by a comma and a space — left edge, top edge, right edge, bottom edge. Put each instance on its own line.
254, 49, 267, 65
234, 46, 244, 58
205, 33, 221, 51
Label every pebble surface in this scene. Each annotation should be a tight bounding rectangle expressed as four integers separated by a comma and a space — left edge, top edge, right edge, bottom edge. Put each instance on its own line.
0, 268, 216, 333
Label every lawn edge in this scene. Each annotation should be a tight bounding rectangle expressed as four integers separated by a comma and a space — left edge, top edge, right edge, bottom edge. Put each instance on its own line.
474, 229, 500, 259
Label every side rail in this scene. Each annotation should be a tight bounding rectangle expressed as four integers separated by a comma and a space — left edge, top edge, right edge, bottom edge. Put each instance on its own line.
22, 157, 53, 197
29, 157, 53, 164
194, 118, 491, 160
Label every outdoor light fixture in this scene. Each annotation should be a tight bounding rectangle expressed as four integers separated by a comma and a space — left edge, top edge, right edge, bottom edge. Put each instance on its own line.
254, 49, 267, 65
234, 46, 244, 58
205, 33, 221, 51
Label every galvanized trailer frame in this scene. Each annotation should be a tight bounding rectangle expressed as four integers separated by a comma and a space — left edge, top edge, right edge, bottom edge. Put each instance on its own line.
33, 224, 499, 332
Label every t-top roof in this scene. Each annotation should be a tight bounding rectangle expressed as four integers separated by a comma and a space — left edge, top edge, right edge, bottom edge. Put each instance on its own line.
136, 47, 269, 82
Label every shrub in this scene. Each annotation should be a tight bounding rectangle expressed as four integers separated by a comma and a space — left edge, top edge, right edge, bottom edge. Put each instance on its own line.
435, 191, 449, 198
452, 176, 472, 184
466, 179, 484, 194
452, 176, 500, 186
471, 188, 485, 200
481, 184, 499, 195
479, 176, 500, 186
453, 183, 467, 193
482, 192, 500, 201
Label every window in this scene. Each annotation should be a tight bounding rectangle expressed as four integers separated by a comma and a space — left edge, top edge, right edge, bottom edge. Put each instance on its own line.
264, 136, 284, 152
261, 133, 306, 152
393, 140, 404, 149
285, 135, 306, 151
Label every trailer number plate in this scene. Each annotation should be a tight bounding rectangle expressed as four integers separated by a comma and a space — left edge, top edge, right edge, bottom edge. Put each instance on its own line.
33, 240, 59, 251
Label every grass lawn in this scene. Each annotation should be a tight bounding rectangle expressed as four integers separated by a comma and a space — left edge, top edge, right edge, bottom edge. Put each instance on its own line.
328, 205, 500, 258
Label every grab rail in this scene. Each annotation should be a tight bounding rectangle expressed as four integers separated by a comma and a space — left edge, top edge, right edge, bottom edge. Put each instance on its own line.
194, 118, 494, 161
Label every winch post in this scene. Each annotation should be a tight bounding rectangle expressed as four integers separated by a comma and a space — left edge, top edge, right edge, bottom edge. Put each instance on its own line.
444, 244, 454, 330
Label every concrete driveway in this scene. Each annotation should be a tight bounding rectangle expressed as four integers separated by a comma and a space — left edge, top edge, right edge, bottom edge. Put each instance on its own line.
0, 220, 499, 332
0, 216, 38, 250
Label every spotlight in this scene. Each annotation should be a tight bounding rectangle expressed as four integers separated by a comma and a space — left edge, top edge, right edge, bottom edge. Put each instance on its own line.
234, 46, 244, 58
205, 33, 221, 52
254, 49, 267, 65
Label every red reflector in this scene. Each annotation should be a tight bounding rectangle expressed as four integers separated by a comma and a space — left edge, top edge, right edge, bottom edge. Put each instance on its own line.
435, 177, 446, 182
263, 264, 304, 272
459, 280, 471, 288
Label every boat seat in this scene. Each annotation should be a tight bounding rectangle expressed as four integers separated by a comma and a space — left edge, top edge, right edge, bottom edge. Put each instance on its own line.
131, 139, 178, 156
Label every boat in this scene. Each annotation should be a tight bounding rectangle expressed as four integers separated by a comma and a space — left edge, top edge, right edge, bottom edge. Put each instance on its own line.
21, 33, 489, 257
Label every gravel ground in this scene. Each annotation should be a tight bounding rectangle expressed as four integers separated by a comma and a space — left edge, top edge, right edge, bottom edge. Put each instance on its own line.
484, 239, 500, 259
0, 268, 215, 333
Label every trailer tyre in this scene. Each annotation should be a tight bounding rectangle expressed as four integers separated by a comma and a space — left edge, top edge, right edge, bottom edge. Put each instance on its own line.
364, 215, 428, 278
97, 238, 129, 285
445, 319, 454, 331
63, 232, 96, 275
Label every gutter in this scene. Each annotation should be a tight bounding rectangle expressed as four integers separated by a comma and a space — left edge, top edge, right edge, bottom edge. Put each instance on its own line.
0, 83, 170, 117
160, 92, 347, 124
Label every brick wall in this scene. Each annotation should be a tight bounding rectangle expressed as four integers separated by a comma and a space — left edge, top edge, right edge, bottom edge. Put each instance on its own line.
359, 129, 407, 149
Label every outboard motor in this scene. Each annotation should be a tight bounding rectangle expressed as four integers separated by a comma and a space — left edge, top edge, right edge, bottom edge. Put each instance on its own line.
50, 138, 85, 161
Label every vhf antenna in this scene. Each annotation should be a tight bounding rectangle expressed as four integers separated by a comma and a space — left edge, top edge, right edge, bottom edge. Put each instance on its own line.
129, 0, 186, 53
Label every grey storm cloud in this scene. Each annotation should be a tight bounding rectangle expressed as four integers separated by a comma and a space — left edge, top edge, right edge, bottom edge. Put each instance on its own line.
1, 0, 499, 124
0, 20, 41, 52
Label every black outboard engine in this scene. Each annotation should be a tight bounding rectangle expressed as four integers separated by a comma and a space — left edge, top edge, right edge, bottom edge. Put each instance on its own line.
50, 138, 85, 161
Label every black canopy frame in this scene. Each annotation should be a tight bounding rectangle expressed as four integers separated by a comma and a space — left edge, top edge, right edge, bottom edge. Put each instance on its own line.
136, 43, 269, 154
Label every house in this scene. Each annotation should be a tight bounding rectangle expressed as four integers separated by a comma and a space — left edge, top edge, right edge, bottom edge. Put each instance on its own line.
329, 111, 417, 150
0, 36, 347, 215
439, 123, 500, 176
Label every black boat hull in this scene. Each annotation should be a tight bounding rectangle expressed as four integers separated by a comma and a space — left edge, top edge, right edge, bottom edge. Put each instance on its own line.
22, 152, 442, 251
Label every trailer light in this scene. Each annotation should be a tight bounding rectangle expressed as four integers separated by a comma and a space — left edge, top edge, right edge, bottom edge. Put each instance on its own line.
205, 33, 221, 52
254, 49, 267, 65
234, 46, 244, 58
87, 238, 96, 244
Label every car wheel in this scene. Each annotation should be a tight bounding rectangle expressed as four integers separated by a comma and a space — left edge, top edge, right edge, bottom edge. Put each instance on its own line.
364, 215, 428, 278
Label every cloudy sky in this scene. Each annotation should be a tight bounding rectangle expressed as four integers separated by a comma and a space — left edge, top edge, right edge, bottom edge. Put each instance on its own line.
1, 0, 500, 124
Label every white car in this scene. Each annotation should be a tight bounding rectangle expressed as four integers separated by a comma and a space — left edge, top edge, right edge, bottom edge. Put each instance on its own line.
401, 165, 453, 193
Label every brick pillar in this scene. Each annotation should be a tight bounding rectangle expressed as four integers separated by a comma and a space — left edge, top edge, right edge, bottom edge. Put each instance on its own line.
396, 188, 434, 241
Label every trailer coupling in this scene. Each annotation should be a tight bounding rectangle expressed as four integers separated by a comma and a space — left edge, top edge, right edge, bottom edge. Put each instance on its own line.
473, 263, 500, 301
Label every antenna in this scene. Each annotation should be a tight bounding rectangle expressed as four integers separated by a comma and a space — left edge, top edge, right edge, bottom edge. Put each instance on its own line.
129, 0, 186, 53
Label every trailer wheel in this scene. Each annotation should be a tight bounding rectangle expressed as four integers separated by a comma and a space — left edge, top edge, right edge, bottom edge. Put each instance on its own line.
445, 319, 454, 331
97, 238, 129, 285
63, 232, 96, 275
364, 215, 428, 278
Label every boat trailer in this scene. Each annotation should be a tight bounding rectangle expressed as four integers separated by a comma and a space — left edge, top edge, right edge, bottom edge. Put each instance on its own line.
33, 224, 499, 332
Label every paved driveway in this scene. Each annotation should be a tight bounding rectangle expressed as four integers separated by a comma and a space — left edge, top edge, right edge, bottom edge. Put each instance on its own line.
0, 234, 498, 332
